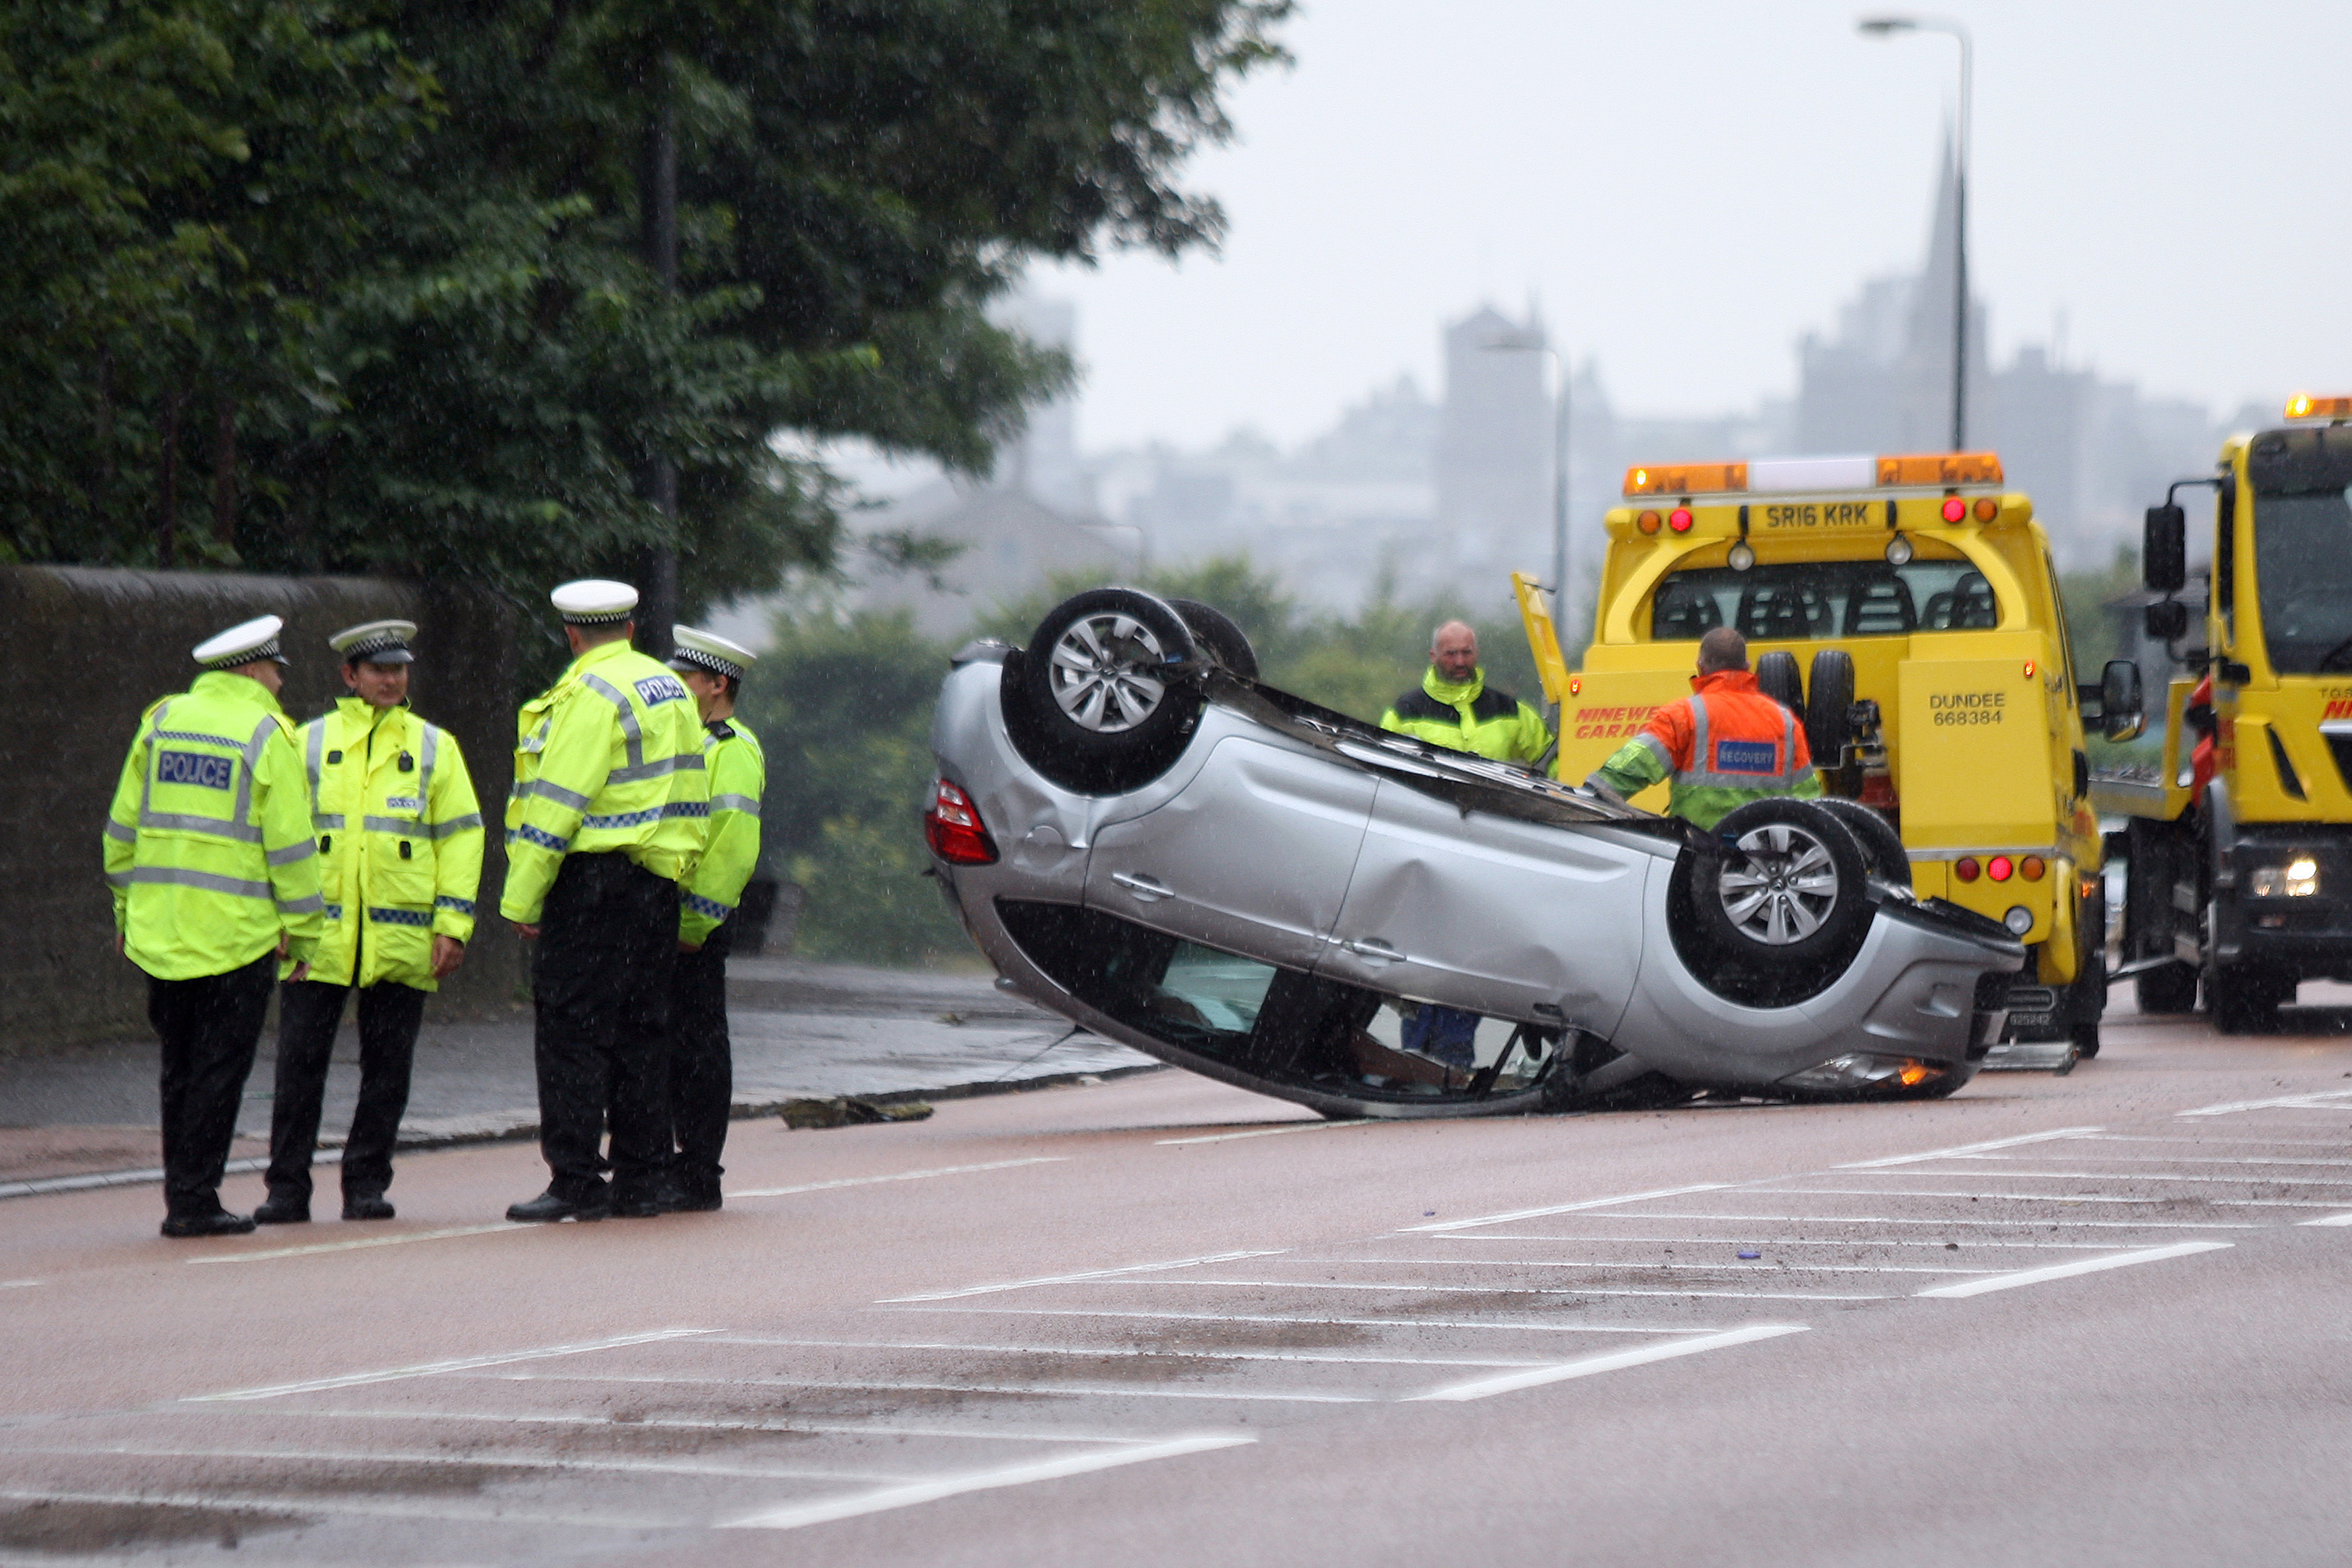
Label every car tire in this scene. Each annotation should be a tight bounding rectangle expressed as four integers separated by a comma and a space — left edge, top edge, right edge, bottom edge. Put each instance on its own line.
1167, 598, 1258, 680
2134, 961, 2199, 1015
1005, 587, 1202, 793
1809, 796, 1910, 888
1805, 649, 1856, 765
1691, 798, 1871, 970
1755, 650, 1803, 716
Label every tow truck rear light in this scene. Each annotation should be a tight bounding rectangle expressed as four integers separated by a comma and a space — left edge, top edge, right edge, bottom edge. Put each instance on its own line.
1988, 855, 2014, 882
2020, 855, 2046, 881
1954, 856, 1981, 883
1638, 510, 1662, 535
1668, 507, 1694, 533
2286, 394, 2352, 420
1940, 497, 1968, 523
923, 777, 998, 865
1972, 497, 2000, 522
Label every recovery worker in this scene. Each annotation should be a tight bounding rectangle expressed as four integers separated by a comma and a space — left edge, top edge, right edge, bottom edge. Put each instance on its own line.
256, 620, 484, 1225
1586, 626, 1823, 829
1380, 620, 1552, 764
502, 580, 709, 1223
103, 614, 326, 1238
663, 626, 767, 1212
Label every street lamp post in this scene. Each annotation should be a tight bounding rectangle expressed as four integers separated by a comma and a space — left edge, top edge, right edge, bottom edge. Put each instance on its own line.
1859, 13, 1972, 453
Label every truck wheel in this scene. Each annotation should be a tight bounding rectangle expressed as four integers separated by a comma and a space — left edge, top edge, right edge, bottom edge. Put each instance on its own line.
1810, 796, 1910, 888
1805, 649, 1856, 764
2134, 962, 2199, 1015
1005, 588, 1202, 793
1755, 650, 1803, 716
1691, 798, 1870, 969
1166, 598, 1258, 680
2207, 959, 2285, 1036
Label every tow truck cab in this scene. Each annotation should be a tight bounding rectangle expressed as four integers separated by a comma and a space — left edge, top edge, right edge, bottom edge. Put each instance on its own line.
1543, 451, 2134, 1054
2095, 397, 2352, 1032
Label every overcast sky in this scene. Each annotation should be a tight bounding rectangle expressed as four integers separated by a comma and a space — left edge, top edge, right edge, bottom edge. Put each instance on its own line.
1034, 0, 2352, 454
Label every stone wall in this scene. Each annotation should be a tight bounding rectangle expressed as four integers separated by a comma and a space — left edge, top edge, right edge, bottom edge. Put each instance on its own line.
1, 565, 526, 1054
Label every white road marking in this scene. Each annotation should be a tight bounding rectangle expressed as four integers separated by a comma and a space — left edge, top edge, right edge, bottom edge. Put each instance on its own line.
881, 1249, 1289, 1303
891, 1306, 1739, 1336
1400, 1184, 1736, 1234
290, 1408, 1158, 1445
1965, 1152, 2352, 1167
1835, 1127, 2104, 1169
1915, 1241, 2234, 1298
1, 1442, 910, 1485
1437, 1233, 2115, 1251
1767, 1188, 2176, 1204
1410, 1325, 1811, 1402
187, 1328, 718, 1402
2177, 1090, 2352, 1117
2298, 1212, 2352, 1226
708, 1336, 1549, 1368
187, 1225, 522, 1265
0, 1280, 39, 1289
489, 1371, 1376, 1404
2215, 1199, 2352, 1209
1566, 1211, 2261, 1230
1834, 1169, 2352, 1188
1106, 1278, 1887, 1302
1156, 1121, 1372, 1146
723, 1434, 1256, 1532
1342, 1256, 1979, 1275
732, 1157, 1067, 1199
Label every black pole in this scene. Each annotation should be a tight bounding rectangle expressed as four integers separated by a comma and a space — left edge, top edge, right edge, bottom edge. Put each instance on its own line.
637, 68, 679, 656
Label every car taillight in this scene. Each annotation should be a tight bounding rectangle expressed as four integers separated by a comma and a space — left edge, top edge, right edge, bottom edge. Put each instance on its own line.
923, 777, 998, 865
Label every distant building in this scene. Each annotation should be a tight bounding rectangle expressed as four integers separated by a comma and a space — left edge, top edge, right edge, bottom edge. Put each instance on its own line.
1435, 306, 1553, 591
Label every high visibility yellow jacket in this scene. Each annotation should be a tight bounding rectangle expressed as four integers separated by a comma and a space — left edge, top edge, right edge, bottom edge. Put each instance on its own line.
1380, 666, 1553, 764
680, 717, 765, 947
103, 671, 327, 981
501, 638, 709, 924
299, 698, 485, 990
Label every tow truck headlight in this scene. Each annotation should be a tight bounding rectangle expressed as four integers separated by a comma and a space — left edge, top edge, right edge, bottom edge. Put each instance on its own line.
1779, 1053, 1946, 1093
2250, 858, 2319, 898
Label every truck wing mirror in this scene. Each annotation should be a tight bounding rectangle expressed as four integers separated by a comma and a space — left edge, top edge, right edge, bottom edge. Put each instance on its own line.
2099, 659, 2144, 743
2144, 600, 2190, 642
2144, 505, 2186, 595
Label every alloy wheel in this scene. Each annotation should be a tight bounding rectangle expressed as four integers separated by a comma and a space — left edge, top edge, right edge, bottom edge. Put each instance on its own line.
1047, 611, 1169, 733
1716, 821, 1842, 945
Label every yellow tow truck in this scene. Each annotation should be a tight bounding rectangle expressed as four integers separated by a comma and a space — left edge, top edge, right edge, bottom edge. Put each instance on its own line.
1520, 450, 2144, 1057
2094, 395, 2352, 1032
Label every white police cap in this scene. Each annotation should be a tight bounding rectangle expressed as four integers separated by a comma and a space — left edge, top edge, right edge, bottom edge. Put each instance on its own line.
192, 614, 288, 671
550, 579, 639, 626
329, 618, 417, 665
669, 625, 757, 682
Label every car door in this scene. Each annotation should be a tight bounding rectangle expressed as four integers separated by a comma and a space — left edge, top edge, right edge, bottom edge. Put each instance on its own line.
1084, 734, 1376, 972
1318, 776, 1651, 1034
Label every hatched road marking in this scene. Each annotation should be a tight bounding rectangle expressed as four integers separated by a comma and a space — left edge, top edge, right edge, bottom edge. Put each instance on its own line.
1914, 1241, 2234, 1299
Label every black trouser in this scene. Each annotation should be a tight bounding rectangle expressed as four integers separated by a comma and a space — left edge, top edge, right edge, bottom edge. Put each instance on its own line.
265, 977, 428, 1204
148, 952, 277, 1220
669, 920, 733, 1195
533, 853, 679, 1204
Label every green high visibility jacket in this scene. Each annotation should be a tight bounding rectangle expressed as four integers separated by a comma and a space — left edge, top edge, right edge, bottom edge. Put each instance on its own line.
103, 671, 327, 981
1379, 666, 1552, 763
300, 698, 485, 991
680, 717, 765, 947
501, 638, 709, 925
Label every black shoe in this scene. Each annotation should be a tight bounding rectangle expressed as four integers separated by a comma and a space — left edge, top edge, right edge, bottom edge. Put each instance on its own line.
506, 1188, 608, 1223
610, 1192, 665, 1219
161, 1209, 258, 1239
252, 1196, 311, 1225
341, 1193, 395, 1222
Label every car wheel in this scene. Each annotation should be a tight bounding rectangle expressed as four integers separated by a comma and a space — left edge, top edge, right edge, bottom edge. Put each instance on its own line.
1167, 598, 1258, 680
1805, 649, 1856, 765
2134, 961, 2199, 1015
1809, 796, 1910, 888
1005, 587, 1203, 793
1693, 798, 1870, 969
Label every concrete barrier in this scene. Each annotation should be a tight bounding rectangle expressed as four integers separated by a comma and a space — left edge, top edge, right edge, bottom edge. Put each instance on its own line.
1, 565, 525, 1054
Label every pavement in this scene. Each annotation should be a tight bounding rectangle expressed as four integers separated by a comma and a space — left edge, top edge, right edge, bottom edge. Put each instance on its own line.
1, 989, 2349, 1565
0, 957, 1155, 1195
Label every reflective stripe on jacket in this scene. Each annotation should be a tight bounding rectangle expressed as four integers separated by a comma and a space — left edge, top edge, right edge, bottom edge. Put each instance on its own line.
1590, 669, 1821, 830
500, 639, 709, 924
1379, 666, 1552, 763
301, 698, 485, 991
680, 718, 766, 947
102, 671, 326, 981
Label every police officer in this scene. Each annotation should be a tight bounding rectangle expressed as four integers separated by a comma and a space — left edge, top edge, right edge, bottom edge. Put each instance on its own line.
502, 581, 709, 1222
1586, 626, 1823, 828
1379, 621, 1551, 763
663, 626, 766, 1212
255, 621, 485, 1225
104, 615, 326, 1238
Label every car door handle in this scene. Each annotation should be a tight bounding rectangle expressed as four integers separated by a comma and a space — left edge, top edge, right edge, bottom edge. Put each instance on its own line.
1343, 936, 1405, 962
1110, 871, 1173, 902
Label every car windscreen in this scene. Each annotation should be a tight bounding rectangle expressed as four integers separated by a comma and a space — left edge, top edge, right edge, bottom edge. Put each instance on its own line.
1650, 559, 1999, 642
2247, 428, 2352, 674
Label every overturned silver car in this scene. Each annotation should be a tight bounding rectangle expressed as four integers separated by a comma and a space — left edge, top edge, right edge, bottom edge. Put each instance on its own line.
923, 588, 2026, 1119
